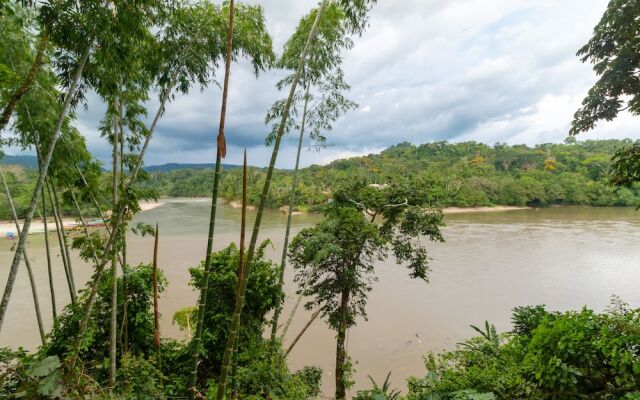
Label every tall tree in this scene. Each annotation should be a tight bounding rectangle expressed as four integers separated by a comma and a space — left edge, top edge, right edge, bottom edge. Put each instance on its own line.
65, 0, 274, 374
0, 167, 46, 344
216, 1, 376, 397
0, 0, 165, 333
571, 0, 640, 188
188, 0, 237, 394
180, 1, 274, 395
266, 2, 358, 344
289, 180, 444, 399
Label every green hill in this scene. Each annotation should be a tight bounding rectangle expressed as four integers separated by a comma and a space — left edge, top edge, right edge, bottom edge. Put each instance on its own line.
140, 139, 640, 209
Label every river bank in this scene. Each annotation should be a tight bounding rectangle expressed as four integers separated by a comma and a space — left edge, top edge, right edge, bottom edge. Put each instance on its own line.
0, 200, 165, 236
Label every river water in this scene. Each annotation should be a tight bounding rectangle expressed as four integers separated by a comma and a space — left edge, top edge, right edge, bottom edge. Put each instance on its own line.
1, 199, 639, 395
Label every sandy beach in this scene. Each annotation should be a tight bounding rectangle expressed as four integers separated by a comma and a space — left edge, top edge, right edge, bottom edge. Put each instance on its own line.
441, 205, 531, 214
0, 200, 166, 236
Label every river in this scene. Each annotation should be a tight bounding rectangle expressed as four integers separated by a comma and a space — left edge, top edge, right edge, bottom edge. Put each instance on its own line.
1, 199, 639, 395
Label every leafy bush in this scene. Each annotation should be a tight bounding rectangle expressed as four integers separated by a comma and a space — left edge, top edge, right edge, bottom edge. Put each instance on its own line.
407, 301, 640, 399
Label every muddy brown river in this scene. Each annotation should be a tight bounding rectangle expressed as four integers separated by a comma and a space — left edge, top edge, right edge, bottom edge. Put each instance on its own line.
1, 199, 639, 395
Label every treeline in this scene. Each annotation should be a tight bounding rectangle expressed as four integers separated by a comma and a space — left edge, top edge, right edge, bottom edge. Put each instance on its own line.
141, 138, 640, 209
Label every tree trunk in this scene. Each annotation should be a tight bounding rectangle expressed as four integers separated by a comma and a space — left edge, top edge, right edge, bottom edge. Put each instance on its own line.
0, 33, 48, 131
66, 75, 174, 370
74, 165, 125, 268
75, 164, 106, 225
335, 288, 351, 400
153, 223, 160, 350
50, 182, 75, 295
39, 186, 56, 320
0, 168, 46, 344
188, 2, 236, 397
68, 188, 99, 265
109, 98, 119, 388
118, 98, 129, 354
46, 179, 75, 304
216, 3, 327, 399
215, 149, 248, 400
231, 152, 248, 399
0, 44, 90, 332
270, 81, 311, 343
284, 308, 320, 357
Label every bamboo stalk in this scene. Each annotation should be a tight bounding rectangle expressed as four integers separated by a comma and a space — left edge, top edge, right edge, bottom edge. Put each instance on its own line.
279, 268, 314, 342
270, 81, 311, 343
66, 74, 174, 370
0, 167, 46, 345
39, 186, 56, 320
118, 96, 129, 354
68, 188, 99, 266
187, 1, 236, 396
46, 179, 75, 304
228, 150, 247, 400
74, 165, 126, 268
0, 43, 91, 331
109, 97, 120, 388
284, 309, 320, 358
230, 340, 239, 400
50, 182, 75, 295
215, 3, 328, 399
153, 223, 160, 351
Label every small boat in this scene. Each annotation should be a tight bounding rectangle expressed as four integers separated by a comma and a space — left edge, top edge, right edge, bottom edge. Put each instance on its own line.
85, 219, 106, 228
5, 232, 14, 240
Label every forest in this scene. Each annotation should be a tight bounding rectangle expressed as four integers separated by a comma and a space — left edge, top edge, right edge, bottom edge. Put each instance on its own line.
0, 0, 639, 399
140, 138, 640, 210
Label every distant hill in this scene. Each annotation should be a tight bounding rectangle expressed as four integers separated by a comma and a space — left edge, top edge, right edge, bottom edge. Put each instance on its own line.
144, 162, 242, 172
0, 156, 243, 173
0, 154, 38, 169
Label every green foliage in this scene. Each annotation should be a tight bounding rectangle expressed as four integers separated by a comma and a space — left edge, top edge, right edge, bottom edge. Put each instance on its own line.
42, 264, 167, 377
140, 139, 640, 210
232, 343, 320, 399
354, 372, 402, 400
570, 2, 640, 197
117, 353, 164, 400
294, 366, 323, 399
407, 301, 640, 399
571, 0, 640, 135
186, 242, 282, 384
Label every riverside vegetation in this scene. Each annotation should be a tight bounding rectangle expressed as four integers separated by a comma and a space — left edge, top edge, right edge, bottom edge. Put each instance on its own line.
140, 138, 640, 210
0, 0, 639, 399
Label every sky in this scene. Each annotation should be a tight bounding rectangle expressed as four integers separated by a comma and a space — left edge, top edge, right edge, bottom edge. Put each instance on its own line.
21, 0, 640, 168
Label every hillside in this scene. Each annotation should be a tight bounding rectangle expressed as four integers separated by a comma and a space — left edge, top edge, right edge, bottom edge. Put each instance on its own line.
140, 139, 640, 209
0, 154, 39, 169
143, 162, 242, 172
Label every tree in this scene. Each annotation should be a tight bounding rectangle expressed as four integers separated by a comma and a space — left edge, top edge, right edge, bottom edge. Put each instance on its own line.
0, 0, 166, 334
289, 180, 444, 399
571, 1, 640, 189
186, 1, 275, 396
216, 1, 377, 397
188, 243, 281, 383
267, 0, 358, 346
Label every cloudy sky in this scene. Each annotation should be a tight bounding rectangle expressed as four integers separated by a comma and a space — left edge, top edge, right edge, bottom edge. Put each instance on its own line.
61, 0, 640, 167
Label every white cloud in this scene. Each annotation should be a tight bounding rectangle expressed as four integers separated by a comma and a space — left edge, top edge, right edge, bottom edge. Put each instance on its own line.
16, 0, 635, 168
